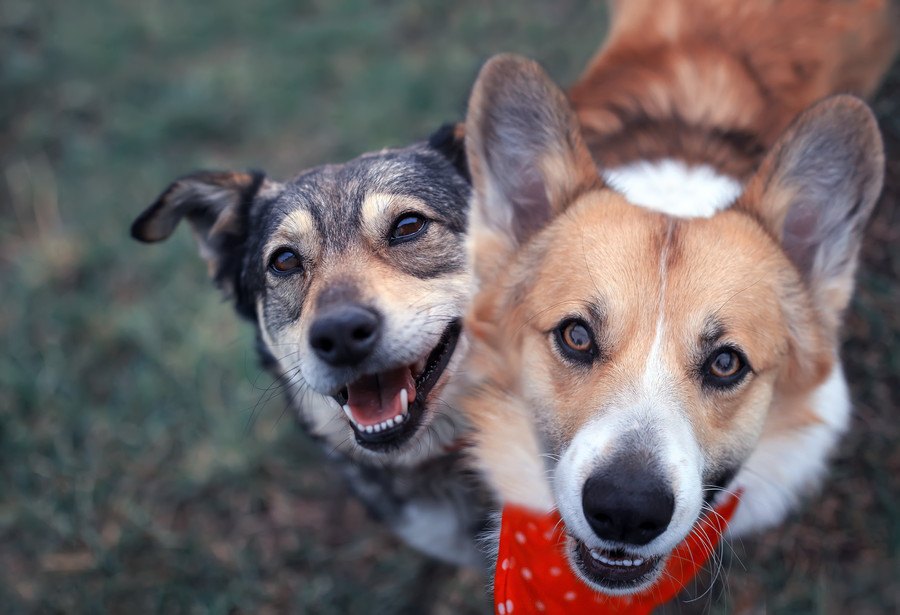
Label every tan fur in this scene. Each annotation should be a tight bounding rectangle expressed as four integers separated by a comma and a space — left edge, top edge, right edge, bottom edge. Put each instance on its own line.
359, 193, 428, 237
277, 208, 317, 243
257, 195, 472, 456
467, 188, 831, 491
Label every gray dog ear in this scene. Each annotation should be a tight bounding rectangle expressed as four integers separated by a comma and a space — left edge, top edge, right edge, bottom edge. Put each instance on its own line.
740, 95, 884, 326
132, 170, 280, 314
465, 54, 600, 283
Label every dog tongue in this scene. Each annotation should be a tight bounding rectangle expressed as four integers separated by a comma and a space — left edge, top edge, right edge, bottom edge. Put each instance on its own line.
346, 366, 415, 426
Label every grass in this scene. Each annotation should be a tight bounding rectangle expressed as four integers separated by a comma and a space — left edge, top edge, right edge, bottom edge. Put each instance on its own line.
0, 1, 898, 613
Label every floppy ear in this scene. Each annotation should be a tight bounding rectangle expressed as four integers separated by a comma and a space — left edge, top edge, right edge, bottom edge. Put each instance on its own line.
464, 54, 600, 283
740, 95, 884, 329
131, 170, 281, 312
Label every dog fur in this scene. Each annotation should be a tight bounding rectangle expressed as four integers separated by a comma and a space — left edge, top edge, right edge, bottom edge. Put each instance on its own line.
462, 0, 896, 597
131, 126, 490, 569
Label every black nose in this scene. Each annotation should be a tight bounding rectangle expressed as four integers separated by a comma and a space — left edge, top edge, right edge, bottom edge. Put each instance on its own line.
309, 304, 381, 367
581, 458, 675, 546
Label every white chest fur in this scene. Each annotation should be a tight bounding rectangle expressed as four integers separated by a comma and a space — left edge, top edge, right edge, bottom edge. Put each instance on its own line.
602, 159, 743, 218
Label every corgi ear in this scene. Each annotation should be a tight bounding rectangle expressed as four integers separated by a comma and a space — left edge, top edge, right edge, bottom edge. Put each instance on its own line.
132, 170, 282, 313
741, 95, 884, 327
465, 54, 599, 282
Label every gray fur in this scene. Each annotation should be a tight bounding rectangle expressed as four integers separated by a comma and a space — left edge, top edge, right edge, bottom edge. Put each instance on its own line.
133, 132, 493, 571
758, 95, 884, 305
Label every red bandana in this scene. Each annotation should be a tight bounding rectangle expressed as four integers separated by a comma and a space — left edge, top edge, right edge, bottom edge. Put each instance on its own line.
494, 492, 741, 614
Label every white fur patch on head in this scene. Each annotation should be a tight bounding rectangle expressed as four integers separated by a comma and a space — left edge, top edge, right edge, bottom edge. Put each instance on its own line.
602, 159, 742, 218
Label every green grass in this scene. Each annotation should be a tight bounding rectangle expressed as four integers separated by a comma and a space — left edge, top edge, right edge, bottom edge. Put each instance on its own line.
1, 1, 898, 613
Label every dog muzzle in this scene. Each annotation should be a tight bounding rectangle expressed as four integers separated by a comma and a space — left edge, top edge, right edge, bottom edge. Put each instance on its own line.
493, 492, 741, 614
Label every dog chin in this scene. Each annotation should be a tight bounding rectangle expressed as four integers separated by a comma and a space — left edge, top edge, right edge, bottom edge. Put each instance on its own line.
565, 535, 670, 596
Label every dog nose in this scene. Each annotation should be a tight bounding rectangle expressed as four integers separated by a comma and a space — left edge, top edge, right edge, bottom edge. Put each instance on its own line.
581, 461, 675, 546
309, 304, 381, 366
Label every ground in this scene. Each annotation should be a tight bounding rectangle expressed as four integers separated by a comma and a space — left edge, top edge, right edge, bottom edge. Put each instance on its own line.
1, 1, 897, 613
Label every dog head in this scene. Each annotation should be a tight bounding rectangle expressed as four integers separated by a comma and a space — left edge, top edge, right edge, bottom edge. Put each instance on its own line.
462, 55, 883, 594
132, 126, 472, 462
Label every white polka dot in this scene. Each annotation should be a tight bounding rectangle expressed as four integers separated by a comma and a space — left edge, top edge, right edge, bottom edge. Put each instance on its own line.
521, 567, 533, 580
501, 558, 509, 571
564, 591, 577, 601
534, 600, 546, 612
515, 531, 526, 544
543, 531, 554, 541
526, 522, 537, 532
506, 599, 514, 613
549, 566, 562, 576
497, 603, 506, 615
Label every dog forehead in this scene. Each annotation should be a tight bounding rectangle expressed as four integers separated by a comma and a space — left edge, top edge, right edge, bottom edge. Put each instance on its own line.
521, 195, 667, 321
522, 196, 785, 360
267, 145, 467, 245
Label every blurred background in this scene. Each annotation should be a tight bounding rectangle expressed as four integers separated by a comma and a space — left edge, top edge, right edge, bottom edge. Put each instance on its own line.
1, 1, 897, 613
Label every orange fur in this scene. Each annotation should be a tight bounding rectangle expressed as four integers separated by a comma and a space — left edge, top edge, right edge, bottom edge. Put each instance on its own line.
571, 0, 898, 177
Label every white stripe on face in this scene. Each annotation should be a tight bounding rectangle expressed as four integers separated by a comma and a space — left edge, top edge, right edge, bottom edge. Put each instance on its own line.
553, 222, 705, 556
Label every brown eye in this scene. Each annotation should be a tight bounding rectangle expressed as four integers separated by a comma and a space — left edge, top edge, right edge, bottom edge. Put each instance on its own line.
555, 319, 596, 364
563, 322, 592, 351
703, 347, 749, 389
710, 351, 740, 378
269, 248, 302, 275
389, 213, 428, 244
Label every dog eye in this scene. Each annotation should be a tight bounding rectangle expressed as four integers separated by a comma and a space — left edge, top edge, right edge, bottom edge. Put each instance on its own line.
269, 248, 303, 275
554, 319, 597, 364
703, 347, 749, 388
389, 213, 428, 244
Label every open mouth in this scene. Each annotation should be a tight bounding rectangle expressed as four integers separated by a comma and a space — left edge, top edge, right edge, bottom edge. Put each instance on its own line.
333, 319, 461, 452
573, 540, 663, 592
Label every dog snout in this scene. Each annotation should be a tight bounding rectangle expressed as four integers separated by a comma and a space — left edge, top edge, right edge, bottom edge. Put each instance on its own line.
309, 304, 381, 366
581, 456, 675, 546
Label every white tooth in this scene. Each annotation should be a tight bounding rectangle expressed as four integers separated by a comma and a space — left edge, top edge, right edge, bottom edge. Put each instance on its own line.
589, 550, 601, 561
365, 425, 374, 434
386, 417, 395, 428
343, 405, 353, 421
622, 559, 632, 567
395, 413, 406, 424
400, 389, 409, 413
633, 558, 643, 565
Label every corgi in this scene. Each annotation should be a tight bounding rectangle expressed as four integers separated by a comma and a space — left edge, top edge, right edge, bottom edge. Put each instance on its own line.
461, 0, 896, 598
131, 125, 491, 568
